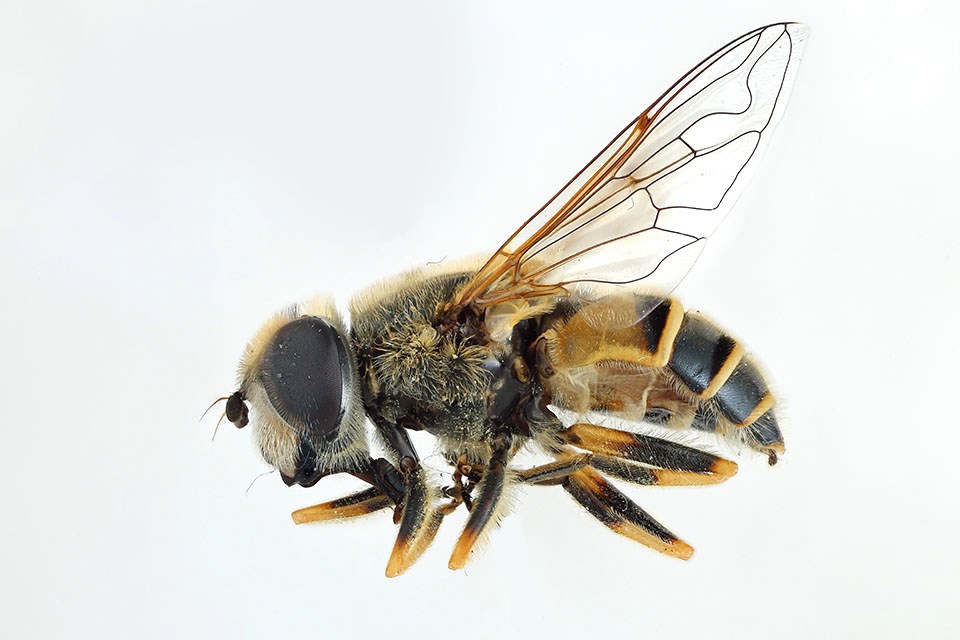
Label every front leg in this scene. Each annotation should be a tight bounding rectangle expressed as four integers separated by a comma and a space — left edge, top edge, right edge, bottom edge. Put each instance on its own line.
287, 455, 406, 526
290, 419, 446, 577
291, 487, 393, 524
375, 420, 446, 578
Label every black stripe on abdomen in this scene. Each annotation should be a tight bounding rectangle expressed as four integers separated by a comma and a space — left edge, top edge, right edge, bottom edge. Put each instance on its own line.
668, 314, 740, 396
714, 358, 771, 426
636, 295, 672, 355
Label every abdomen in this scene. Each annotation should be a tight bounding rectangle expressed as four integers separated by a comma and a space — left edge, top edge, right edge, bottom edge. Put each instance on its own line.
540, 294, 784, 464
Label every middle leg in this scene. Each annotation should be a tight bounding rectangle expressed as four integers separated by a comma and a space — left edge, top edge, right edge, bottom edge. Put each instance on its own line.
448, 430, 514, 570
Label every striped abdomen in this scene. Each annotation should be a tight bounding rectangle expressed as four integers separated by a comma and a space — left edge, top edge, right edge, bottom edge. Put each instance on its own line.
542, 295, 784, 464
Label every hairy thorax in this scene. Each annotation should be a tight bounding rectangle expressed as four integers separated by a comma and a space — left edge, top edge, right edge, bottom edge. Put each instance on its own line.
350, 268, 501, 447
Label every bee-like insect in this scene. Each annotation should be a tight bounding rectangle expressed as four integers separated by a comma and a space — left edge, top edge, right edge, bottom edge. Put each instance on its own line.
213, 22, 807, 576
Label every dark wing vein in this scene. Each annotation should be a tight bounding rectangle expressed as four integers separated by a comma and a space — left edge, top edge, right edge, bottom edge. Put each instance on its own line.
452, 22, 808, 309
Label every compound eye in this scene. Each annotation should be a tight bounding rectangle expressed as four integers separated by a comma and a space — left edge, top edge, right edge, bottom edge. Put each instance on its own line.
260, 316, 350, 443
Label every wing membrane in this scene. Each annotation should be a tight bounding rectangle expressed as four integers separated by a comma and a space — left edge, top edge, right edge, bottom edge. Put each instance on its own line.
451, 23, 808, 311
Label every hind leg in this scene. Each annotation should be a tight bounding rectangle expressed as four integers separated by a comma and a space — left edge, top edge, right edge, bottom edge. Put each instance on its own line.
516, 453, 593, 485
521, 422, 739, 560
564, 467, 694, 559
560, 423, 737, 485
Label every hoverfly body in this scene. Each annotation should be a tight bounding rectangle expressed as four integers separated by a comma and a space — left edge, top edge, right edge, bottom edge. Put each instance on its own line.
212, 22, 808, 576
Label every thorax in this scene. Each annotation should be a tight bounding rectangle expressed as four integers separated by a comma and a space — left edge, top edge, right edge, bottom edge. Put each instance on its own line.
349, 267, 498, 441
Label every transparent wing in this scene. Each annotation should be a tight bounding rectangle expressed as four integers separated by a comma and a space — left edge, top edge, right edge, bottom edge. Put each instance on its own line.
451, 23, 808, 315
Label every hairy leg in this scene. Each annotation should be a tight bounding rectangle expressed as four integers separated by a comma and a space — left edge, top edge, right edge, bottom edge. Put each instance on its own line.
448, 431, 513, 570
564, 467, 693, 559
560, 423, 737, 485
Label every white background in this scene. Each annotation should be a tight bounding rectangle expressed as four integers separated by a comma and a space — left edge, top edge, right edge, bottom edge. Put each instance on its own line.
2, 1, 958, 638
